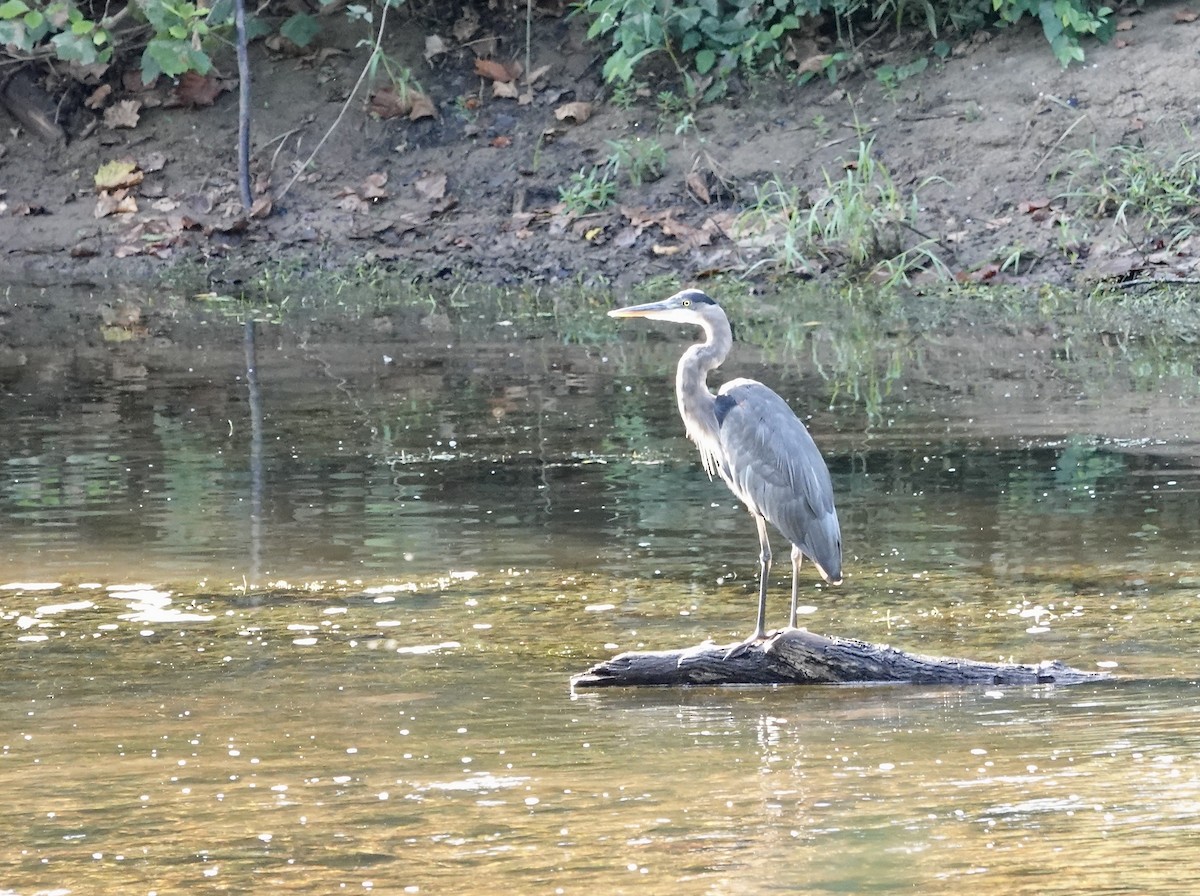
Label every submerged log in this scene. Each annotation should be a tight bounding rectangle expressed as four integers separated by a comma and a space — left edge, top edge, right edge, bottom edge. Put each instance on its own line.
571, 628, 1108, 688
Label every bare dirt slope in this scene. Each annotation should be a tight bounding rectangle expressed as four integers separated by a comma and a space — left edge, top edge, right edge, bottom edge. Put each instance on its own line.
1, 4, 1198, 290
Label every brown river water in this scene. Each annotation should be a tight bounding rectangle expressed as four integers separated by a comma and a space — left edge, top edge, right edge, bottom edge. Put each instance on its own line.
2, 284, 1199, 894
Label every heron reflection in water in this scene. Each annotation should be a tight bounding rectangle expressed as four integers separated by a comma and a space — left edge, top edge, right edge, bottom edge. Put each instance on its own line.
609, 288, 842, 651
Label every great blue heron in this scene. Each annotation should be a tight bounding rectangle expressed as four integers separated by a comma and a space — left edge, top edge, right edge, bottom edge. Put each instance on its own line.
609, 288, 842, 649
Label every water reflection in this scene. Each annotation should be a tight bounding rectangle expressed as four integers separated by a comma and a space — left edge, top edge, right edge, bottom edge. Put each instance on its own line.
2, 286, 1200, 894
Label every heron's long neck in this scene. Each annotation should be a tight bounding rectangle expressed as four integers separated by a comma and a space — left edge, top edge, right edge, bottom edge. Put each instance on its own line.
676, 315, 732, 476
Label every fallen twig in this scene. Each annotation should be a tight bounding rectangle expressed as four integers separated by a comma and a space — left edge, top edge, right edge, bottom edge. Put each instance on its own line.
274, 1, 392, 203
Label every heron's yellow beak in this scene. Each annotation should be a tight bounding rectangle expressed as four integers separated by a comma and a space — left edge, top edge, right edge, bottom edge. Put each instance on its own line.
607, 300, 674, 319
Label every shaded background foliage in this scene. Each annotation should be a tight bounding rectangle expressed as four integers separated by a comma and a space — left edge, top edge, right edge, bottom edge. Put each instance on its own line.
0, 0, 1125, 94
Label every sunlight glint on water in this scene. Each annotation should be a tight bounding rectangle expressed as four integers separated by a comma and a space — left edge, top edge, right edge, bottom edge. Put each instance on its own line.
1, 288, 1200, 893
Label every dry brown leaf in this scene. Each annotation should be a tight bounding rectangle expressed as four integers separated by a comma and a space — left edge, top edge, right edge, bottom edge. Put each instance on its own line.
527, 63, 551, 84
100, 302, 142, 327
491, 135, 512, 148
122, 70, 157, 92
612, 226, 640, 249
350, 218, 394, 239
71, 61, 109, 83
140, 151, 167, 173
263, 32, 311, 55
372, 86, 437, 120
1019, 198, 1051, 214
957, 263, 1001, 283
338, 193, 369, 213
474, 58, 515, 82
452, 8, 480, 41
1174, 7, 1198, 22
359, 172, 389, 201
104, 100, 141, 130
174, 72, 225, 107
493, 80, 520, 99
167, 213, 201, 232
621, 206, 659, 232
659, 216, 703, 242
249, 195, 273, 219
408, 91, 437, 120
85, 84, 112, 110
369, 86, 409, 119
652, 244, 684, 256
415, 171, 447, 202
796, 53, 832, 75
472, 35, 500, 59
112, 193, 138, 215
425, 34, 449, 62
10, 201, 47, 217
95, 190, 138, 218
1115, 17, 1135, 29
94, 159, 143, 192
392, 209, 432, 234
705, 211, 739, 242
99, 323, 143, 341
554, 101, 592, 123
686, 171, 711, 204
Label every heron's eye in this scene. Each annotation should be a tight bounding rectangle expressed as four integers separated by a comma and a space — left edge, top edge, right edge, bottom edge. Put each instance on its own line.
681, 299, 691, 307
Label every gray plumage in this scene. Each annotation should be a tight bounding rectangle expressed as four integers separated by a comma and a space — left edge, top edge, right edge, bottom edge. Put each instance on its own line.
609, 288, 842, 646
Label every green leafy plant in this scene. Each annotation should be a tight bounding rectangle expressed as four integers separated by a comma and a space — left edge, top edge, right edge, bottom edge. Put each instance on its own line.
998, 243, 1039, 275
0, 0, 411, 86
579, 0, 1121, 101
0, 0, 113, 65
609, 79, 647, 110
364, 46, 423, 99
991, 0, 1116, 66
736, 139, 950, 284
791, 50, 852, 87
605, 137, 667, 186
141, 0, 215, 80
559, 165, 618, 213
654, 89, 687, 116
578, 0, 806, 103
875, 55, 928, 100
650, 89, 698, 133
1053, 139, 1200, 253
0, 0, 218, 79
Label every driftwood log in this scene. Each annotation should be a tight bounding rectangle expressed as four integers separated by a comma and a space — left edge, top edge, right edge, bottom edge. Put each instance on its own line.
0, 68, 66, 144
572, 628, 1108, 688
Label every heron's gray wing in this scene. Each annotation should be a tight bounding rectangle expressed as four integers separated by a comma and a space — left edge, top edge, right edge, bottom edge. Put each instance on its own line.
713, 379, 842, 580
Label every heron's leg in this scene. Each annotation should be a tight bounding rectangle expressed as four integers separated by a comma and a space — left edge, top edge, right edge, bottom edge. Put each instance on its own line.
724, 515, 772, 658
788, 545, 804, 629
751, 513, 772, 640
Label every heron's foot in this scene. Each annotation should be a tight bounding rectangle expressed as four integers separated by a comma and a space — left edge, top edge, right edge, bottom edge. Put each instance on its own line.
761, 629, 789, 655
723, 630, 768, 660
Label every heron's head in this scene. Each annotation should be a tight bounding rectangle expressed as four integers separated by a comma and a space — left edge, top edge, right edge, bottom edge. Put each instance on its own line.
607, 289, 725, 328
